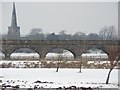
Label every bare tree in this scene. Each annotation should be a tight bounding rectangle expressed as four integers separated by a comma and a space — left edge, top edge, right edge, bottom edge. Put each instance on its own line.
58, 30, 72, 40
87, 33, 100, 40
59, 30, 67, 35
46, 33, 59, 40
106, 47, 120, 84
27, 28, 45, 40
56, 54, 63, 72
29, 28, 42, 35
99, 26, 108, 40
79, 57, 82, 73
73, 32, 86, 40
99, 26, 117, 40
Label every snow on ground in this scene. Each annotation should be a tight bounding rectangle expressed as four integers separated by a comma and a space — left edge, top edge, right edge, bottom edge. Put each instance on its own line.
0, 68, 119, 88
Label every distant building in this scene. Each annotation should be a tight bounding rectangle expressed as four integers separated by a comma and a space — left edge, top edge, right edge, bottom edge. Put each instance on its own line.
8, 2, 20, 39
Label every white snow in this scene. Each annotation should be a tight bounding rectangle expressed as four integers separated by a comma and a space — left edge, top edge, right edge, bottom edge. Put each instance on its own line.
10, 53, 39, 59
0, 51, 117, 89
82, 53, 108, 59
0, 68, 118, 88
46, 53, 74, 60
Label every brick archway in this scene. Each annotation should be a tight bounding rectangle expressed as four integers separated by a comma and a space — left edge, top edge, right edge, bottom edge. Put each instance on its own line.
1, 40, 119, 61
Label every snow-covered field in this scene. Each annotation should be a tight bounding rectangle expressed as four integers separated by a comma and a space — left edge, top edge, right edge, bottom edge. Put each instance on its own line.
0, 68, 119, 89
0, 51, 118, 89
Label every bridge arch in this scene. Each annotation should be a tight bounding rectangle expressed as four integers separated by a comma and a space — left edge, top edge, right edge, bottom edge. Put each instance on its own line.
3, 47, 40, 60
39, 45, 83, 60
84, 45, 109, 56
81, 45, 109, 61
45, 48, 74, 60
10, 48, 39, 60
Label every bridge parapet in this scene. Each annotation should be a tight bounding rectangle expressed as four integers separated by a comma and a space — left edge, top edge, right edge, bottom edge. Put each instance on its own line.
1, 40, 119, 45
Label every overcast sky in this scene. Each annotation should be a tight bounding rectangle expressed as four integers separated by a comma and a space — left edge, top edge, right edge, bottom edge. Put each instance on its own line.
1, 2, 118, 36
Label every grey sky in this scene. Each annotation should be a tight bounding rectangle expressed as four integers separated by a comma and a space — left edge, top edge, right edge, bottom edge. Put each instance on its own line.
2, 2, 118, 36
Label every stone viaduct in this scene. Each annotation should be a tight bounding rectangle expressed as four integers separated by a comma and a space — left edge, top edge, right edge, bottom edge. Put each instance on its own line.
1, 40, 120, 61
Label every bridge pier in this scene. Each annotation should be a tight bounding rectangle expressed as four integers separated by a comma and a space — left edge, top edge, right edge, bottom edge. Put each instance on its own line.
5, 54, 11, 60
39, 48, 49, 61
39, 53, 46, 61
73, 50, 83, 61
74, 56, 82, 61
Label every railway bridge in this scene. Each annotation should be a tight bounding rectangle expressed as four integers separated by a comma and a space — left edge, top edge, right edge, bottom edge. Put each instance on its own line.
1, 40, 120, 61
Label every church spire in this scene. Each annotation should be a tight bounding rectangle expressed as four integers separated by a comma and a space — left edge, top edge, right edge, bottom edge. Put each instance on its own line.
8, 2, 20, 39
11, 2, 17, 27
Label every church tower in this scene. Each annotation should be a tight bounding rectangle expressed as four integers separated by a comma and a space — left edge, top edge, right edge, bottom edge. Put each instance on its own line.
8, 2, 20, 39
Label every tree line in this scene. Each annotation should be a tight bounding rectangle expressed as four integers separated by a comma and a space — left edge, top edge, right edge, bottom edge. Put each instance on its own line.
2, 26, 119, 40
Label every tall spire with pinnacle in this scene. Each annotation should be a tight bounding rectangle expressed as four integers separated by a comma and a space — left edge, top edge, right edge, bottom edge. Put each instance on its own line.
8, 2, 20, 39
11, 2, 17, 27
